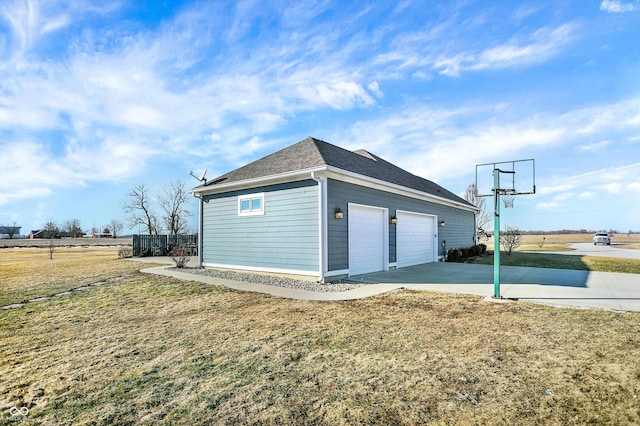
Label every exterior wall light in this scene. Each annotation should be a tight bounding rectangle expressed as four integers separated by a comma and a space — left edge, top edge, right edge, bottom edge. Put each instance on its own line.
334, 207, 344, 219
439, 220, 446, 227
390, 215, 398, 224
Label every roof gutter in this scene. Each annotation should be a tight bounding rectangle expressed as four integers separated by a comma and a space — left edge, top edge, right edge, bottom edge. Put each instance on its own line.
310, 171, 327, 283
194, 192, 204, 268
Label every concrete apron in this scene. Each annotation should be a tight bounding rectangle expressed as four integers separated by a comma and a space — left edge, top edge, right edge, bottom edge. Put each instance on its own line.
352, 262, 640, 312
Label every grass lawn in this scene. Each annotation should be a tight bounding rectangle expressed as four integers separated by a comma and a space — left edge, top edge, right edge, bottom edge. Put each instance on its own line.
473, 251, 640, 274
1, 249, 639, 425
0, 248, 149, 307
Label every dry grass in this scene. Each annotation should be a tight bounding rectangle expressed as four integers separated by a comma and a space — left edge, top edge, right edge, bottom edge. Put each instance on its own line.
483, 233, 640, 252
518, 243, 575, 252
0, 248, 152, 306
1, 250, 639, 425
522, 233, 640, 245
582, 256, 640, 274
0, 237, 132, 249
473, 252, 640, 274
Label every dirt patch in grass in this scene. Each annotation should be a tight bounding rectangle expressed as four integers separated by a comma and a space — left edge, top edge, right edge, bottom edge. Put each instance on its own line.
1, 250, 639, 425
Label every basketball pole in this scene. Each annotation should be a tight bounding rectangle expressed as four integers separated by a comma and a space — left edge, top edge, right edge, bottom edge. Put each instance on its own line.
493, 169, 501, 298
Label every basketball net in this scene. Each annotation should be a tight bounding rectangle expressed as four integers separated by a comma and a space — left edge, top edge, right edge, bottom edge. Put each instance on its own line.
502, 195, 515, 208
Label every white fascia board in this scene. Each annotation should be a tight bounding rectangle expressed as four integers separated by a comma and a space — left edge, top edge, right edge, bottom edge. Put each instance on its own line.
323, 166, 479, 212
189, 166, 329, 196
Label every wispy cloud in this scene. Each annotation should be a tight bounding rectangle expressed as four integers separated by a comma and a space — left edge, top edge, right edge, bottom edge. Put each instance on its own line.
0, 0, 118, 61
600, 0, 636, 13
532, 164, 640, 216
433, 24, 578, 76
541, 163, 640, 197
1, 0, 388, 204
336, 97, 640, 185
579, 191, 596, 198
536, 201, 560, 210
579, 140, 612, 152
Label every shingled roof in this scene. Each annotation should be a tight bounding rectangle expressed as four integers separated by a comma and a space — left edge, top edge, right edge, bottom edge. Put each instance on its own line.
200, 137, 472, 207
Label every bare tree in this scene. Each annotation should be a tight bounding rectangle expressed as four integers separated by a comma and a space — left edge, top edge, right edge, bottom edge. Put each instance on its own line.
158, 181, 190, 236
464, 183, 492, 241
3, 221, 20, 239
123, 183, 160, 235
43, 220, 60, 239
108, 219, 124, 238
48, 239, 55, 259
500, 226, 522, 255
63, 219, 83, 238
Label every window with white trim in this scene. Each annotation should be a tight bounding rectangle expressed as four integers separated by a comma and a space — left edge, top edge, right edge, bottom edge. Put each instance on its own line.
238, 193, 265, 216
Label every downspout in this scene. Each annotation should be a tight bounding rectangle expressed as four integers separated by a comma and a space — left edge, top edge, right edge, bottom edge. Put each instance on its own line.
311, 171, 326, 283
196, 193, 204, 268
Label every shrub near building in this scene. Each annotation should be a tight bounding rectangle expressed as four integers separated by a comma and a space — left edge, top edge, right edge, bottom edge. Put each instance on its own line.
447, 244, 487, 262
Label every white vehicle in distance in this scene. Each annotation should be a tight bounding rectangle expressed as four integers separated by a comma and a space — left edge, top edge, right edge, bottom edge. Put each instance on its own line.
593, 232, 611, 245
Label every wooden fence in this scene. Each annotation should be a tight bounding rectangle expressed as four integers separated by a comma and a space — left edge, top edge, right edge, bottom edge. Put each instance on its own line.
132, 234, 198, 257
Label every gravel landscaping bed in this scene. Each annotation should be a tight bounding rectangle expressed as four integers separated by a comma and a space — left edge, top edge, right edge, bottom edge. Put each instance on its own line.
181, 268, 366, 293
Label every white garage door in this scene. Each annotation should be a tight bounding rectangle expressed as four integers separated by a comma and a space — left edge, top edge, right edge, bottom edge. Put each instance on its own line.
397, 211, 436, 268
348, 204, 387, 275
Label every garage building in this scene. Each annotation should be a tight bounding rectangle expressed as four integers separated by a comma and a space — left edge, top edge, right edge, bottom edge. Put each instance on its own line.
191, 137, 477, 281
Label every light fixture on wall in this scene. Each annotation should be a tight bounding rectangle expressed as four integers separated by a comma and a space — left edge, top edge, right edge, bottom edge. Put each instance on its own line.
334, 207, 344, 219
390, 214, 398, 224
439, 220, 446, 227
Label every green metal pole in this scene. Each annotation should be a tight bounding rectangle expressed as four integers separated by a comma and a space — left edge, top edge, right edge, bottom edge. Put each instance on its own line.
493, 169, 501, 298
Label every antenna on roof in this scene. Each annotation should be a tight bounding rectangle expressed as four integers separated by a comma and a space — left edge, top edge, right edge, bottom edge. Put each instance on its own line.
190, 168, 208, 182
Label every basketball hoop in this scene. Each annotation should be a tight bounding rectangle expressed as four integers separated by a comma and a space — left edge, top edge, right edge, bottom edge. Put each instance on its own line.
502, 194, 515, 208
475, 158, 536, 299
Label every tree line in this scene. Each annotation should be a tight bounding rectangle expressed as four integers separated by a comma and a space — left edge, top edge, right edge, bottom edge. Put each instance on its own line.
38, 219, 125, 239
29, 180, 192, 239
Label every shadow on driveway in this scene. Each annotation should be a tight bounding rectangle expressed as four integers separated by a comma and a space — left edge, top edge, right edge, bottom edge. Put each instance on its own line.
352, 262, 589, 288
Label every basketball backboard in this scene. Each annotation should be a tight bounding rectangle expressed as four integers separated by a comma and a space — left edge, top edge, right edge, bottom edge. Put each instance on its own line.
475, 159, 536, 197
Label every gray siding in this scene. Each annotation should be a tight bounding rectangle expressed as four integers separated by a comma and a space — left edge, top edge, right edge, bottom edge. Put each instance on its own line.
327, 179, 475, 270
202, 180, 319, 272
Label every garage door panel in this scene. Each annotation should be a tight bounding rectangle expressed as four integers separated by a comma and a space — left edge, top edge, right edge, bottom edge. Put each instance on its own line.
397, 212, 435, 268
348, 205, 386, 275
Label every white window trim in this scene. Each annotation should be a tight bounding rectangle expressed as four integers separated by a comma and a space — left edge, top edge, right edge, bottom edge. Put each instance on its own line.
238, 193, 265, 216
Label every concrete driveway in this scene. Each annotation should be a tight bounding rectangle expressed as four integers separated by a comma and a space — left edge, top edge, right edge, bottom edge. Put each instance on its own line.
352, 262, 640, 312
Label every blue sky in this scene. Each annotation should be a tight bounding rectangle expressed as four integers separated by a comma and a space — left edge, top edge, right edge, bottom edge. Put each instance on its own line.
1, 0, 639, 235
